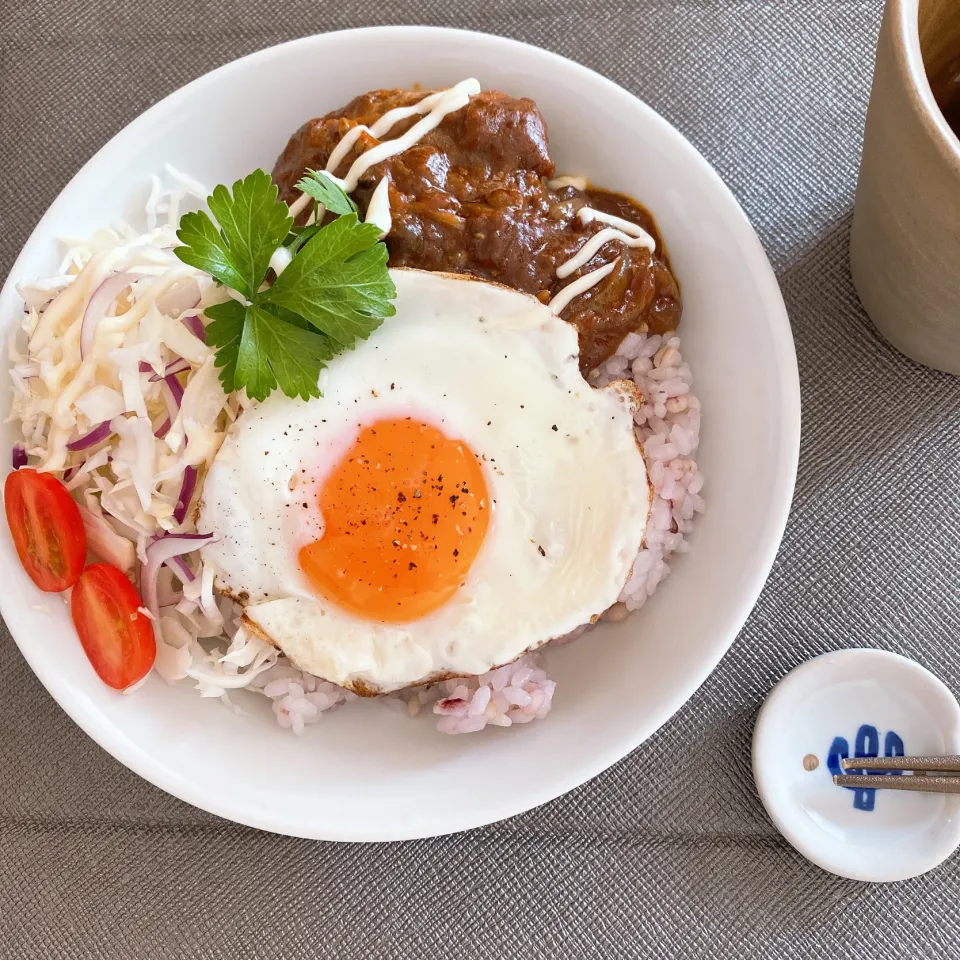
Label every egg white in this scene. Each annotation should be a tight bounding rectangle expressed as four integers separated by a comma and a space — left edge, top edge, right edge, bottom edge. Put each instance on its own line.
198, 269, 650, 693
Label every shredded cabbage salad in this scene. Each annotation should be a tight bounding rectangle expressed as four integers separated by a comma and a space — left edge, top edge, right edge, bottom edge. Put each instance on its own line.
10, 167, 281, 704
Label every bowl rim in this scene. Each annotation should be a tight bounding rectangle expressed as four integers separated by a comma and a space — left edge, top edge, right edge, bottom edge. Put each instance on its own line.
0, 24, 801, 841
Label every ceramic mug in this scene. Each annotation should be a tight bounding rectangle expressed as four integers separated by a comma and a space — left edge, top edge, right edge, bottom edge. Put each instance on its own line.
851, 0, 960, 375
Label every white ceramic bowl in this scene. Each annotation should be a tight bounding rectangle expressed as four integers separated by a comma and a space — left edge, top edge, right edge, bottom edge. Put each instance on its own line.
0, 27, 799, 841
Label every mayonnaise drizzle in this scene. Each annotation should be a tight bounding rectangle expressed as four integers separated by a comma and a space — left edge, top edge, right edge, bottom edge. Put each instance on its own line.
548, 203, 658, 311
323, 125, 370, 180
284, 78, 480, 249
364, 177, 392, 238
269, 246, 293, 276
548, 259, 618, 315
557, 228, 656, 279
287, 192, 312, 219
578, 207, 656, 251
326, 79, 480, 194
324, 86, 464, 176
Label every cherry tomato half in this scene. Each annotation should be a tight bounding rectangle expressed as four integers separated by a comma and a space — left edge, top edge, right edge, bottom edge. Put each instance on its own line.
5, 468, 86, 592
71, 563, 156, 690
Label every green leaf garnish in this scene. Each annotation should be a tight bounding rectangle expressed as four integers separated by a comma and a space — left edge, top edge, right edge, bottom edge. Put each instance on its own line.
175, 211, 249, 295
203, 299, 248, 395
295, 169, 359, 216
207, 170, 293, 297
175, 169, 395, 400
287, 224, 323, 256
262, 214, 395, 347
235, 304, 337, 402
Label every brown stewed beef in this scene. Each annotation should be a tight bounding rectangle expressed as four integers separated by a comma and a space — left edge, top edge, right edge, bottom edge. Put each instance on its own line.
272, 89, 681, 372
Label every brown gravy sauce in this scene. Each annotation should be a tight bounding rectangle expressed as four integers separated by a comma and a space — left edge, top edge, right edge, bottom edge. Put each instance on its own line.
272, 86, 682, 373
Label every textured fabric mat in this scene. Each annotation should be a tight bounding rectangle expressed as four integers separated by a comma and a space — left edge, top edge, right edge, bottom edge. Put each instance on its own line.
3, 0, 960, 956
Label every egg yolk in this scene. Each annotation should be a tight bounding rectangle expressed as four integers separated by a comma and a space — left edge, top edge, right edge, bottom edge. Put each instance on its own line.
299, 418, 490, 622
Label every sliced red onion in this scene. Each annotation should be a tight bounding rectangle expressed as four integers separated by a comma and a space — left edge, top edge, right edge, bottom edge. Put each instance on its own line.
66, 420, 112, 451
12, 444, 27, 469
139, 358, 190, 381
168, 555, 196, 584
152, 532, 216, 540
154, 417, 172, 439
63, 465, 77, 482
149, 359, 190, 382
141, 533, 215, 620
159, 374, 184, 427
174, 466, 198, 525
164, 374, 184, 406
181, 312, 207, 343
80, 272, 136, 359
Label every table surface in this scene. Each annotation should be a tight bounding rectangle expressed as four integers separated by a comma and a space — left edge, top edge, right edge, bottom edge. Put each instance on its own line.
3, 0, 960, 956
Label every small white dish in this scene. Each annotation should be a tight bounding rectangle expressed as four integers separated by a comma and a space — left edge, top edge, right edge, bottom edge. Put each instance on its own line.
753, 649, 960, 882
0, 27, 800, 840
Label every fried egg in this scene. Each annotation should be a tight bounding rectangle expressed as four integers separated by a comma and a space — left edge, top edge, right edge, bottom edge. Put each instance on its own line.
198, 269, 650, 694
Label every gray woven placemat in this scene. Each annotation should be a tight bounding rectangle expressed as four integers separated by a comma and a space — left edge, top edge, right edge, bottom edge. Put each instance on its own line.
3, 0, 960, 956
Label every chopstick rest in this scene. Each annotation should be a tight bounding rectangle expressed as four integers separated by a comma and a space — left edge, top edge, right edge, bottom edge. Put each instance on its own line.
752, 649, 960, 882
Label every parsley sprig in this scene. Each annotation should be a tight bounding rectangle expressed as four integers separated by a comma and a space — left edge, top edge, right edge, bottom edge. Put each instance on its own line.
296, 169, 359, 216
175, 169, 395, 401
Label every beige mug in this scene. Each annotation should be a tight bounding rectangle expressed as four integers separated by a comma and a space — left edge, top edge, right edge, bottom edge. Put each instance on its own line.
850, 0, 960, 374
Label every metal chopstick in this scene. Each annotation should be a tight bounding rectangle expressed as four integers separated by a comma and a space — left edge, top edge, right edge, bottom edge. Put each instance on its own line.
839, 756, 960, 773
834, 774, 960, 795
